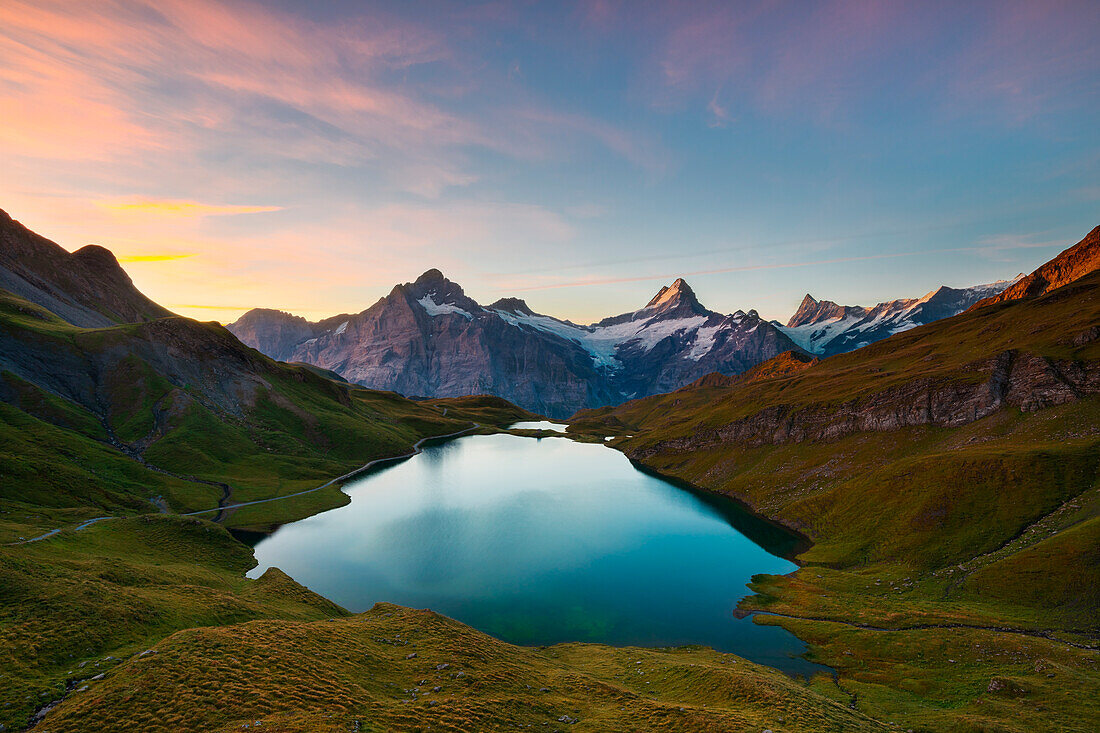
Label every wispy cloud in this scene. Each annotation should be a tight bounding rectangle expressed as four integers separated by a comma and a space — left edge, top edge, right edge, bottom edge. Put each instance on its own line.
0, 0, 662, 195
97, 199, 282, 218
116, 253, 196, 263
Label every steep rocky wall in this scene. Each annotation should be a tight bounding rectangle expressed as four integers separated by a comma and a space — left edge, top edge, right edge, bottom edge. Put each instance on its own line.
632, 350, 1100, 457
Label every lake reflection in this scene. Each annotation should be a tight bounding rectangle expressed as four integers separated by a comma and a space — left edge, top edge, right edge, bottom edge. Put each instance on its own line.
249, 433, 825, 676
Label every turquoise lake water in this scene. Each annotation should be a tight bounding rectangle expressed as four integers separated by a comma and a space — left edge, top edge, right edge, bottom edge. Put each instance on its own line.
248, 433, 826, 676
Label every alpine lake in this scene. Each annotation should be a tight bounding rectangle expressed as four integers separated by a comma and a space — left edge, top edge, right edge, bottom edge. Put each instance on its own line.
248, 425, 827, 677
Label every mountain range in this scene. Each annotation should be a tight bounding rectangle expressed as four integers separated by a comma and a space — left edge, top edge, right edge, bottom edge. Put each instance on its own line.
778, 278, 1019, 357
230, 267, 1022, 416
3, 203, 1099, 732
229, 272, 799, 417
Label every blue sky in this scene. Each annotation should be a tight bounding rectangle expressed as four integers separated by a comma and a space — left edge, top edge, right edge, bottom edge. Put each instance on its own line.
0, 0, 1097, 323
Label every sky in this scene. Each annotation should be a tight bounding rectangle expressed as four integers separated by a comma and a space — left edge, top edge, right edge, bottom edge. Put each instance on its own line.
1, 0, 1098, 324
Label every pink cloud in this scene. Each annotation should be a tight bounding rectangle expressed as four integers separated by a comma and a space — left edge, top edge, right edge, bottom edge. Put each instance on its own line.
608, 0, 1098, 127
0, 0, 663, 195
945, 1, 1100, 123
0, 0, 469, 166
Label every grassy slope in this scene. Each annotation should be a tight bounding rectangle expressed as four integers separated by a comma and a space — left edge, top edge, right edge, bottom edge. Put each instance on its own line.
5, 241, 1097, 729
0, 515, 346, 731
34, 601, 885, 733
0, 286, 536, 540
571, 276, 1100, 731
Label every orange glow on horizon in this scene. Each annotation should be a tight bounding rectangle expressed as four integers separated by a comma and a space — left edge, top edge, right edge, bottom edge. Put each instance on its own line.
96, 199, 283, 218
116, 253, 196, 263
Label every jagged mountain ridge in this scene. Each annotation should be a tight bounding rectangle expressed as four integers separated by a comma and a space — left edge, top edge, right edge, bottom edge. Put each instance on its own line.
778, 278, 1020, 357
230, 273, 799, 417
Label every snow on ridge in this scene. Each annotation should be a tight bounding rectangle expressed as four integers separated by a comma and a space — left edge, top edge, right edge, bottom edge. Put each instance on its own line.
334, 320, 349, 335
491, 307, 715, 368
418, 294, 474, 320
780, 314, 864, 353
780, 275, 1022, 354
492, 308, 621, 367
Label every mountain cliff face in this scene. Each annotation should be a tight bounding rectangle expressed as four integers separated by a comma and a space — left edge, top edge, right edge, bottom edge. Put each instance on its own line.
0, 209, 172, 327
229, 274, 802, 417
779, 279, 1018, 356
282, 269, 615, 419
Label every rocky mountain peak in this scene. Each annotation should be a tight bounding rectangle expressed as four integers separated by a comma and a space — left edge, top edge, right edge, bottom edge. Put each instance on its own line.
489, 297, 533, 316
396, 269, 484, 319
644, 278, 706, 316
786, 294, 852, 328
406, 268, 466, 301
415, 268, 447, 285
787, 295, 818, 328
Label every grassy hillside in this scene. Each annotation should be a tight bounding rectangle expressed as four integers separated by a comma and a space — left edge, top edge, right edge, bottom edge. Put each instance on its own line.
570, 270, 1100, 730
19, 590, 884, 733
0, 515, 348, 730
5, 216, 1098, 731
0, 286, 536, 541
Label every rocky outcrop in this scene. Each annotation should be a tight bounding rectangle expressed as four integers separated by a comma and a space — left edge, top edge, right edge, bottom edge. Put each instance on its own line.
0, 208, 172, 327
970, 226, 1100, 310
631, 350, 1100, 457
229, 272, 802, 417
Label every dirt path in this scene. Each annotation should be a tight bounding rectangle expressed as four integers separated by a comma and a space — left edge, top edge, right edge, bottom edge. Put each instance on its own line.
9, 517, 114, 545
